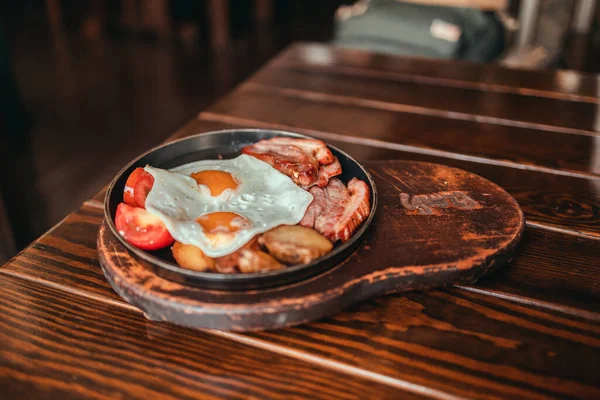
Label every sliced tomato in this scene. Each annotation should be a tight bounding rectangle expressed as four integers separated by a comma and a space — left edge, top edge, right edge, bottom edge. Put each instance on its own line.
123, 167, 146, 206
134, 172, 155, 208
115, 202, 174, 251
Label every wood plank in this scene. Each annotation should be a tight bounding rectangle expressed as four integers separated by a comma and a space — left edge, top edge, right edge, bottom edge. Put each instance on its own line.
2, 209, 599, 399
278, 43, 600, 103
0, 272, 418, 400
208, 85, 600, 177
248, 65, 600, 136
12, 40, 599, 399
97, 157, 526, 331
471, 228, 600, 317
57, 120, 600, 397
247, 289, 600, 400
169, 121, 600, 315
195, 112, 600, 240
6, 172, 600, 321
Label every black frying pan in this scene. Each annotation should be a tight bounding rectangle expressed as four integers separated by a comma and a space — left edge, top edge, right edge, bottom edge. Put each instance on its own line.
104, 129, 378, 290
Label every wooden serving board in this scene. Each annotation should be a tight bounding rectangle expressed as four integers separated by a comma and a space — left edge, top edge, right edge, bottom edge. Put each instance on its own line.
98, 161, 524, 331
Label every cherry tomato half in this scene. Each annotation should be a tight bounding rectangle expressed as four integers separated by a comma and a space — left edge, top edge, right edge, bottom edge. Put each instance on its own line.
134, 173, 154, 208
123, 167, 145, 206
115, 202, 174, 251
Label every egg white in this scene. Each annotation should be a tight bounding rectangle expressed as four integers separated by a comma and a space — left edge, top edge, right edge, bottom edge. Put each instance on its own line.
143, 154, 314, 257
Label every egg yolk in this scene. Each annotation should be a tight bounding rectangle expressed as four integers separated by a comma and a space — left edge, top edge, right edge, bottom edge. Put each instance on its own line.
196, 212, 252, 234
191, 170, 238, 196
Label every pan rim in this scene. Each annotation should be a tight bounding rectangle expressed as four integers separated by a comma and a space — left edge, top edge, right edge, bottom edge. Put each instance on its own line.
104, 128, 378, 285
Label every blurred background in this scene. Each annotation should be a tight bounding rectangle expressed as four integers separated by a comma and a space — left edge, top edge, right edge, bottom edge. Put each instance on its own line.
0, 0, 599, 261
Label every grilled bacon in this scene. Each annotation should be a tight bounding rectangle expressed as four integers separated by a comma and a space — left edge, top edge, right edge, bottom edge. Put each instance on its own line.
301, 178, 371, 243
313, 156, 342, 189
242, 138, 340, 188
264, 137, 335, 165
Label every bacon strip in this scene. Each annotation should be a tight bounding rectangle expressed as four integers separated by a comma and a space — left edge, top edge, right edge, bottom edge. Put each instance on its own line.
242, 138, 340, 188
315, 156, 342, 188
299, 186, 326, 228
266, 137, 335, 165
301, 178, 371, 242
242, 141, 319, 186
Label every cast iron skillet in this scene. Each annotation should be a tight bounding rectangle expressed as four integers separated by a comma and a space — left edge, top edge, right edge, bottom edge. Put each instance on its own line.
104, 129, 378, 290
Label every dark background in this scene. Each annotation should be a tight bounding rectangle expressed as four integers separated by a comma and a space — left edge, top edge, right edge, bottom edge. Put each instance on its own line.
0, 0, 352, 250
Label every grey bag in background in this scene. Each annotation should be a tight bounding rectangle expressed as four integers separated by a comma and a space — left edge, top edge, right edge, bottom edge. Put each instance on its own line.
332, 0, 505, 62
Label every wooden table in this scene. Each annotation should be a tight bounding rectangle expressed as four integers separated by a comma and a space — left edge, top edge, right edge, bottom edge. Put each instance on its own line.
2, 43, 599, 399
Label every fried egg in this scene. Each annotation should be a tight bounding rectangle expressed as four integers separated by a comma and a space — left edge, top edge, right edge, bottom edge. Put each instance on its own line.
143, 154, 314, 257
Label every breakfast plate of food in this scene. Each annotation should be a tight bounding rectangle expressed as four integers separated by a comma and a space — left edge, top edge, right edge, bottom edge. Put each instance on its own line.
103, 129, 377, 290
98, 129, 524, 331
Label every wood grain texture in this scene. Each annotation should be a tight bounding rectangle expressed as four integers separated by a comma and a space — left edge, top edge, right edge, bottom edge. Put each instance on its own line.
192, 116, 600, 240
4, 42, 600, 399
247, 289, 600, 400
0, 272, 417, 400
1, 200, 598, 398
277, 43, 600, 103
7, 193, 600, 316
208, 85, 600, 177
11, 198, 600, 319
4, 215, 600, 399
76, 116, 600, 316
97, 160, 524, 331
248, 66, 600, 136
468, 228, 600, 317
80, 119, 600, 317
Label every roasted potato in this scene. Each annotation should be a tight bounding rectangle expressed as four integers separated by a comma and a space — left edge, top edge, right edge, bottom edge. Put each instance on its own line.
238, 249, 284, 273
259, 225, 333, 265
172, 241, 216, 272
